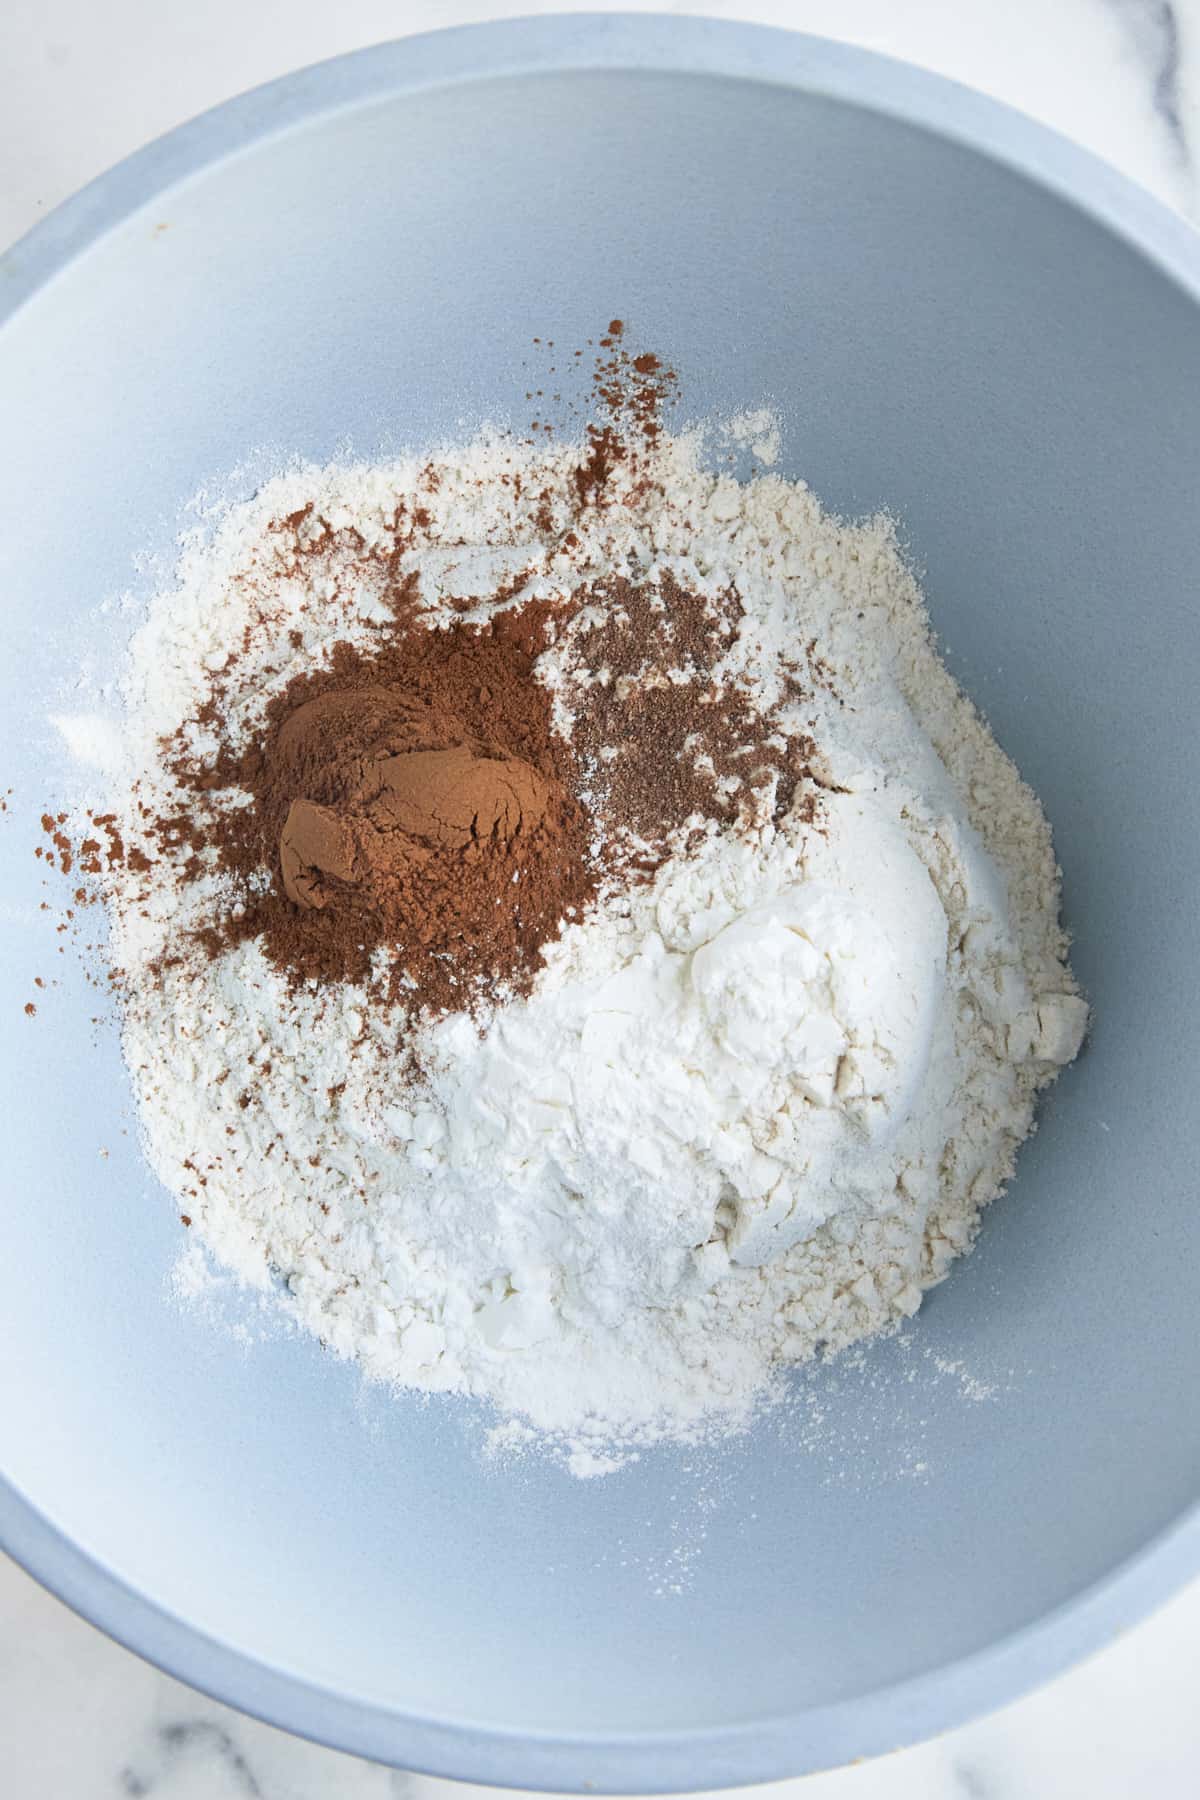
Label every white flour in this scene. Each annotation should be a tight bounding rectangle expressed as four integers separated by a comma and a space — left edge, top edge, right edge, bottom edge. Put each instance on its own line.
75, 418, 1085, 1474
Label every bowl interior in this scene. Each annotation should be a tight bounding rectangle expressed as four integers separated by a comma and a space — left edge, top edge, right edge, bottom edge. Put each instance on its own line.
2, 24, 1200, 1788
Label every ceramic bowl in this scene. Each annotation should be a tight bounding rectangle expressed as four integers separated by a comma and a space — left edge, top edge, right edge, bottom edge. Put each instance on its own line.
3, 16, 1200, 1790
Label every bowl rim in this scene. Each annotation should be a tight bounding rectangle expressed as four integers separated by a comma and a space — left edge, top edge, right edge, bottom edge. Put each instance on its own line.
3, 13, 1200, 1791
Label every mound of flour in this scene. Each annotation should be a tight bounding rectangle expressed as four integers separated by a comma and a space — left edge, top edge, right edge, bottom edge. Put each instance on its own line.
92, 421, 1084, 1474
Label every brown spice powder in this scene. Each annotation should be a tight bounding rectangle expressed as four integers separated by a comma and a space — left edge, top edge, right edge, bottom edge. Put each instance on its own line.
565, 573, 819, 852
175, 603, 600, 1012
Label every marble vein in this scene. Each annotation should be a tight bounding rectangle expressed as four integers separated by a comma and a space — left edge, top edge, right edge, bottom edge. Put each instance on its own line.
120, 1720, 265, 1798
951, 1760, 998, 1800
1104, 0, 1196, 191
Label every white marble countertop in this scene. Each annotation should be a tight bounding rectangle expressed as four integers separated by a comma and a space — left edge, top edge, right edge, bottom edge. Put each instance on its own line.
3, 2, 1199, 1795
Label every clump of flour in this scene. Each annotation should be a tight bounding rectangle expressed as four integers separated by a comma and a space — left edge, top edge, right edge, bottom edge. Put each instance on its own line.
72, 414, 1084, 1476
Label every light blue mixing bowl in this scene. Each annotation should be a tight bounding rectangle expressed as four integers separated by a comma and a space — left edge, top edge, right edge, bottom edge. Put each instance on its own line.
3, 15, 1200, 1790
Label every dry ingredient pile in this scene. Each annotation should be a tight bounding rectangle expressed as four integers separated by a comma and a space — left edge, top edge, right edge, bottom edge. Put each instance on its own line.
61, 328, 1087, 1474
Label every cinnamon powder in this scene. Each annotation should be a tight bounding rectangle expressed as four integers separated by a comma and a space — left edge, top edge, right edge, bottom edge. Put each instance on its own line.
184, 605, 599, 1012
565, 573, 819, 850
